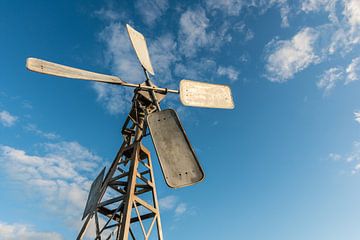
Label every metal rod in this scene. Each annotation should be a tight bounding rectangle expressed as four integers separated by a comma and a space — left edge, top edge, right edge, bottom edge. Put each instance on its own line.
118, 82, 179, 94
142, 68, 161, 111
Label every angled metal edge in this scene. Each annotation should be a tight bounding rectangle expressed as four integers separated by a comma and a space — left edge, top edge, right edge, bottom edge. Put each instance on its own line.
146, 109, 205, 188
82, 167, 106, 220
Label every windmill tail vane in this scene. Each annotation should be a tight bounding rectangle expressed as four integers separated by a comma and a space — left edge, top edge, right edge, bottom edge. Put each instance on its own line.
26, 23, 235, 239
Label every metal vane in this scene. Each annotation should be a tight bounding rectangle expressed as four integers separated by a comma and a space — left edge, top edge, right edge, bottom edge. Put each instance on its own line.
26, 23, 235, 240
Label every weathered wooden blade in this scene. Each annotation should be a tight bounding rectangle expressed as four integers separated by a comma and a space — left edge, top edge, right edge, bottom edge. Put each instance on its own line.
26, 58, 125, 84
82, 167, 105, 220
179, 80, 235, 109
147, 109, 204, 188
126, 24, 155, 75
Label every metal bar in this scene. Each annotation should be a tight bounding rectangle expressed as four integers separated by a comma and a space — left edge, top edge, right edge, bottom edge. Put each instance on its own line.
120, 82, 179, 94
147, 148, 164, 240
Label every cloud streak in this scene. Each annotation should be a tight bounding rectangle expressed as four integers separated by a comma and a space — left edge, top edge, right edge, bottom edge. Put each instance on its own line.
0, 110, 17, 127
0, 221, 63, 240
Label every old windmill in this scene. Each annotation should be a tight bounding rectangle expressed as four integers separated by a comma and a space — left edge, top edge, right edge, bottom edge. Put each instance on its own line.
26, 24, 234, 240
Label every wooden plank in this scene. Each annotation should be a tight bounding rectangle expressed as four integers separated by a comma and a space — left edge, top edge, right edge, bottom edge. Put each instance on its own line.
26, 58, 125, 84
134, 196, 157, 213
180, 79, 235, 109
126, 24, 154, 75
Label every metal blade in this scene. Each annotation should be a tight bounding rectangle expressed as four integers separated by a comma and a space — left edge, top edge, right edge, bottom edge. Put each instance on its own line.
126, 24, 155, 75
82, 167, 106, 220
179, 80, 235, 109
26, 58, 125, 84
147, 109, 204, 188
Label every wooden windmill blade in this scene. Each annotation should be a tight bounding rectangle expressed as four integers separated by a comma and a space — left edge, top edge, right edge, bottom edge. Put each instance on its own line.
126, 24, 155, 75
180, 80, 235, 109
26, 58, 125, 84
179, 80, 235, 109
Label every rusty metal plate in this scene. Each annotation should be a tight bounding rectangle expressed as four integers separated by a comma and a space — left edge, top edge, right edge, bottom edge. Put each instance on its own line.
82, 167, 105, 220
180, 79, 235, 109
147, 109, 204, 188
126, 24, 155, 75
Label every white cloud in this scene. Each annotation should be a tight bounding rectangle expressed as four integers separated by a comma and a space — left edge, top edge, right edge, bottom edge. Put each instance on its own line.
316, 57, 360, 93
271, 0, 291, 27
205, 0, 290, 27
0, 222, 63, 240
205, 0, 245, 16
95, 7, 123, 22
135, 0, 169, 26
343, 0, 360, 33
92, 82, 132, 115
265, 27, 319, 82
158, 195, 187, 216
159, 195, 177, 210
234, 22, 254, 41
301, 0, 338, 23
175, 203, 187, 216
346, 57, 360, 83
354, 111, 360, 124
96, 22, 147, 114
174, 58, 217, 80
329, 153, 342, 161
330, 141, 360, 174
0, 110, 17, 127
0, 141, 102, 229
179, 7, 213, 57
217, 66, 239, 82
99, 22, 144, 83
24, 124, 60, 140
149, 34, 179, 85
317, 67, 344, 94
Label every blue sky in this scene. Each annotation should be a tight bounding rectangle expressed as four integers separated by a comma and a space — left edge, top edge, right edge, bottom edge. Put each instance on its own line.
0, 0, 360, 239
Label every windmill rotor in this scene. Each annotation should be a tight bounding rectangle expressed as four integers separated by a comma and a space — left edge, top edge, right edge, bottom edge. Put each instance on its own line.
26, 23, 235, 240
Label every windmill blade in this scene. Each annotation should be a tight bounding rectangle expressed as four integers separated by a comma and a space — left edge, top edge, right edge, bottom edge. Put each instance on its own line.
26, 58, 125, 84
82, 167, 105, 220
179, 79, 235, 109
126, 24, 155, 75
147, 109, 204, 188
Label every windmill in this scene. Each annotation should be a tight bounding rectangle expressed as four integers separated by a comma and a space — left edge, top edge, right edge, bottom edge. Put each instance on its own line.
26, 24, 234, 240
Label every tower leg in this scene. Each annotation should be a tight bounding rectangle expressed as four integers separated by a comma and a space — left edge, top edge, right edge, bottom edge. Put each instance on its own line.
77, 93, 163, 240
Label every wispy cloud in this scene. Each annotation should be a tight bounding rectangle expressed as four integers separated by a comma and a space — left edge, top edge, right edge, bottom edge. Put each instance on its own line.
0, 110, 17, 127
317, 67, 344, 94
328, 141, 360, 175
0, 221, 63, 240
317, 57, 360, 94
301, 0, 338, 23
0, 141, 102, 230
205, 0, 246, 16
264, 27, 319, 82
354, 111, 360, 124
175, 203, 187, 216
24, 123, 60, 140
92, 82, 132, 115
179, 7, 213, 58
99, 22, 144, 83
159, 195, 187, 216
135, 0, 169, 26
346, 57, 360, 83
217, 66, 239, 82
159, 195, 177, 210
149, 33, 179, 85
